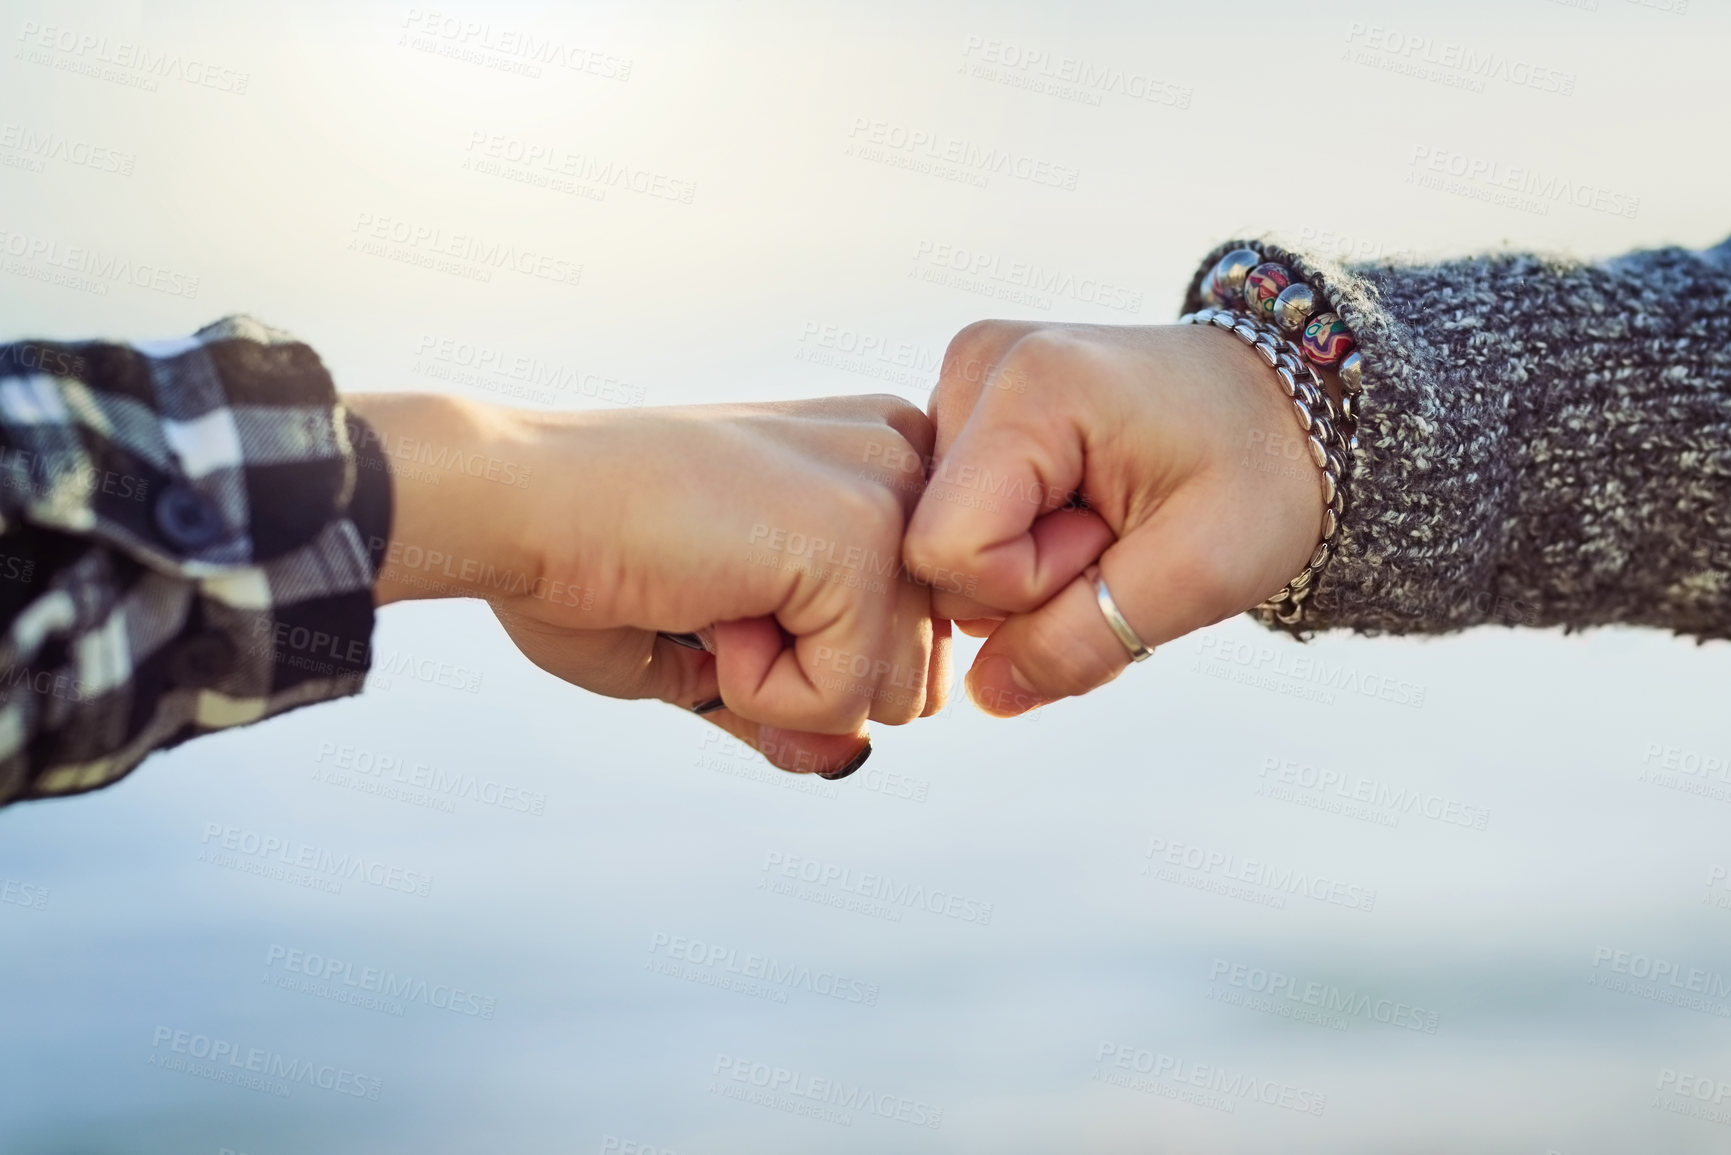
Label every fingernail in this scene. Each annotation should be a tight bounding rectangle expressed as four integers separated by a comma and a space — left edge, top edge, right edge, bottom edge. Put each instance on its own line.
660, 631, 707, 651
692, 697, 725, 715
819, 744, 872, 781
1006, 661, 1039, 696
967, 656, 1049, 718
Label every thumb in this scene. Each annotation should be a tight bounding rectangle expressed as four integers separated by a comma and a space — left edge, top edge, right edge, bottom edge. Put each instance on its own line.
964, 489, 1258, 716
903, 338, 1120, 617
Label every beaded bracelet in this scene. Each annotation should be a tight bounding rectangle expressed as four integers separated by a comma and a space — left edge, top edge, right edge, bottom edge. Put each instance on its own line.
1200, 247, 1366, 423
1185, 246, 1367, 627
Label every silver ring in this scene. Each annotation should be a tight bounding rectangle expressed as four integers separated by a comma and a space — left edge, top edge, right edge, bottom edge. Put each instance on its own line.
1087, 565, 1152, 662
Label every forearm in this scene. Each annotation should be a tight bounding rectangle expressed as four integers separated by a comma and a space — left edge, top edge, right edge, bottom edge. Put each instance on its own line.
1184, 235, 1731, 640
342, 393, 548, 607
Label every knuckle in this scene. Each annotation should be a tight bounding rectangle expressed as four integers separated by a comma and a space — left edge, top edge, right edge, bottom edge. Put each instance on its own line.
854, 482, 907, 541
902, 518, 952, 573
999, 328, 1084, 382
859, 392, 922, 421
940, 320, 1016, 387
943, 319, 1008, 363
859, 432, 919, 481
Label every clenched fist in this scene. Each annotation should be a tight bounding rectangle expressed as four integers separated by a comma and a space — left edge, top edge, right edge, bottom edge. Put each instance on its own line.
350, 392, 950, 777
903, 320, 1330, 715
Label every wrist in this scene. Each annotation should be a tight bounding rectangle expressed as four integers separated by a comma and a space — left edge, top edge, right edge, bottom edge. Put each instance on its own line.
343, 392, 544, 606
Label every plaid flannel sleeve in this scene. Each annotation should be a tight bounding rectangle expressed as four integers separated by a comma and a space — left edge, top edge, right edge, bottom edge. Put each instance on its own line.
0, 315, 392, 806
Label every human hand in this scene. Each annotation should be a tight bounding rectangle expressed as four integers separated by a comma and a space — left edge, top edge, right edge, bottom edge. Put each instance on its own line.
347, 393, 948, 777
901, 321, 1330, 716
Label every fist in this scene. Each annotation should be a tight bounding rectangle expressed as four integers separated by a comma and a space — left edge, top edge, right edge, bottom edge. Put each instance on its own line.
903, 320, 1326, 714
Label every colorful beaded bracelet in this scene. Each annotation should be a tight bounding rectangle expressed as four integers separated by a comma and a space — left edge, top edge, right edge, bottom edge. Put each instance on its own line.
1176, 306, 1351, 628
1199, 247, 1366, 432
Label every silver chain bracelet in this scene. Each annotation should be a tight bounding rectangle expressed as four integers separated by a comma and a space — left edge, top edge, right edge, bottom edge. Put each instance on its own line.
1178, 307, 1355, 627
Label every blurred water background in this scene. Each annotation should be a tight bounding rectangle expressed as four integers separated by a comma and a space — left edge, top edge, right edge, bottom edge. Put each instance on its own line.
2, 0, 1729, 1151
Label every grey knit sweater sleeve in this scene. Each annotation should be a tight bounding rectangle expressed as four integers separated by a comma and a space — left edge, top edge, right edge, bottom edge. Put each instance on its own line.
1180, 234, 1731, 641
